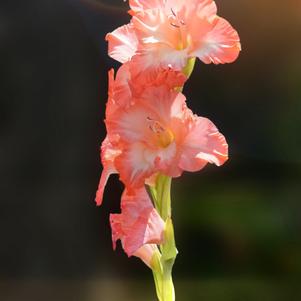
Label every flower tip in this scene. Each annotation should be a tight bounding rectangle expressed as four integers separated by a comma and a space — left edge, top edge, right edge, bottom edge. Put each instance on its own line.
128, 9, 135, 16
105, 32, 111, 42
213, 148, 229, 166
95, 189, 103, 206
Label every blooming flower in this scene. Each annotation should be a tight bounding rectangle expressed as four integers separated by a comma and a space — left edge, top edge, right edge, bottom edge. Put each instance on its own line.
95, 64, 186, 205
96, 66, 228, 194
107, 0, 241, 70
96, 2, 240, 299
110, 187, 165, 268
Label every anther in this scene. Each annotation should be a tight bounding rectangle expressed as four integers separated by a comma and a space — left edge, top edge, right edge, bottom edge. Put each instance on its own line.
171, 8, 177, 17
170, 22, 180, 28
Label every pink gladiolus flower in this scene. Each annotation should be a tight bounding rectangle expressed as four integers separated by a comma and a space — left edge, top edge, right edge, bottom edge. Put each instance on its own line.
95, 66, 185, 205
110, 187, 165, 268
95, 2, 240, 299
102, 66, 228, 190
107, 0, 241, 70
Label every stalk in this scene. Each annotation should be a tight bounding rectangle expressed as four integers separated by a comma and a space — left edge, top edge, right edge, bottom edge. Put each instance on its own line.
149, 174, 177, 301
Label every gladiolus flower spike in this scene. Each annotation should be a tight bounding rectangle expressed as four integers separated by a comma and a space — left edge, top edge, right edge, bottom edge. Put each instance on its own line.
95, 1, 240, 300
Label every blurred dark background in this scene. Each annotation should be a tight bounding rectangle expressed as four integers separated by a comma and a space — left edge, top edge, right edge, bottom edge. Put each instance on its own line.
0, 0, 300, 300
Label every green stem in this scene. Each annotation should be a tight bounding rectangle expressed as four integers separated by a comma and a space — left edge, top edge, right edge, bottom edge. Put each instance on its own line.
182, 57, 196, 79
161, 259, 175, 301
156, 175, 172, 220
175, 57, 196, 93
152, 264, 174, 301
149, 174, 177, 301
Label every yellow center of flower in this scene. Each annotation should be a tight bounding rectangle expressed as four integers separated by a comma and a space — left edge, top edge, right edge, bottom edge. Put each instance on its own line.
147, 117, 174, 148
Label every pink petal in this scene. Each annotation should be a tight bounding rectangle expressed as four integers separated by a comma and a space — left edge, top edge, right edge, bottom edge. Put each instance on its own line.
114, 142, 157, 189
95, 165, 114, 206
163, 0, 217, 20
95, 136, 121, 206
191, 16, 241, 64
138, 86, 187, 123
179, 116, 228, 172
128, 64, 187, 94
110, 62, 186, 101
123, 207, 164, 254
107, 105, 150, 143
110, 188, 165, 258
133, 244, 159, 268
106, 66, 132, 116
133, 43, 189, 71
130, 0, 217, 18
129, 0, 165, 13
194, 0, 217, 20
106, 23, 138, 63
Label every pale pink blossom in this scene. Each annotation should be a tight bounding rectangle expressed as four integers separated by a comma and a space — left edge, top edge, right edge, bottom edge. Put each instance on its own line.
110, 187, 165, 268
107, 0, 241, 70
104, 67, 228, 190
95, 66, 185, 204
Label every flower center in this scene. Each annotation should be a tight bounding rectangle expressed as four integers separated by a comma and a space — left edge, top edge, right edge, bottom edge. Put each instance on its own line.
168, 8, 187, 50
147, 117, 174, 148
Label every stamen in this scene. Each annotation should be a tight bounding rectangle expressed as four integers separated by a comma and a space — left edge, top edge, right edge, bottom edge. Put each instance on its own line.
147, 117, 164, 133
157, 124, 165, 132
169, 8, 185, 28
170, 22, 180, 28
147, 117, 174, 148
171, 8, 177, 17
